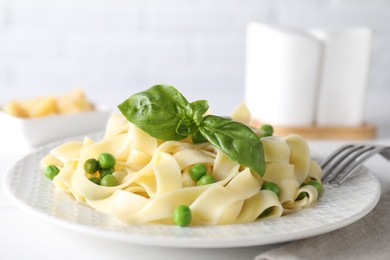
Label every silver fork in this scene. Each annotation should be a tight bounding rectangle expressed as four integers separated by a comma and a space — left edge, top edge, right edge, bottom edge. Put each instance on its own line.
321, 144, 390, 185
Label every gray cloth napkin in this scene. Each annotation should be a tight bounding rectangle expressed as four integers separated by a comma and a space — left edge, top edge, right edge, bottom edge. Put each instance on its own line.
255, 190, 390, 260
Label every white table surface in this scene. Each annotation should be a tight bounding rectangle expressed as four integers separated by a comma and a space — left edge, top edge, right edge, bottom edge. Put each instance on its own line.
1, 89, 390, 260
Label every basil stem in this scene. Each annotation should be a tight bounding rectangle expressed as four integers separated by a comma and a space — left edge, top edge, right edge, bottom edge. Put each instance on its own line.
192, 130, 208, 143
118, 85, 266, 176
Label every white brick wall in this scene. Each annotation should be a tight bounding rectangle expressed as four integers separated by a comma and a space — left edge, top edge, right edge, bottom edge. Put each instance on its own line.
0, 0, 389, 115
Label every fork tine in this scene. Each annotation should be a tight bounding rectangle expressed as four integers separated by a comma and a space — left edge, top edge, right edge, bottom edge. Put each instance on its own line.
321, 144, 390, 185
321, 144, 355, 169
336, 146, 382, 184
326, 145, 376, 184
321, 144, 363, 181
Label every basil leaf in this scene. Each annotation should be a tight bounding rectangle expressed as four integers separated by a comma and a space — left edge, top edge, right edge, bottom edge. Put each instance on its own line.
176, 118, 196, 136
199, 115, 266, 176
118, 85, 266, 175
176, 100, 208, 136
118, 85, 189, 140
186, 100, 209, 126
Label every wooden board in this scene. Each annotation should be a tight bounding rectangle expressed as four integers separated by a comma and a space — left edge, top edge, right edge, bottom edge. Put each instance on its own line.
250, 119, 377, 140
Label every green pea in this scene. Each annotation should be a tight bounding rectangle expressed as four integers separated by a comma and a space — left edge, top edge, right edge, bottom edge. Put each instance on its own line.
189, 164, 208, 181
261, 182, 281, 196
197, 175, 216, 186
100, 174, 118, 187
261, 124, 274, 134
306, 181, 323, 196
44, 165, 60, 180
98, 153, 116, 169
173, 205, 192, 227
99, 168, 114, 178
260, 124, 274, 137
84, 158, 98, 173
89, 177, 100, 185
259, 207, 273, 218
296, 192, 308, 201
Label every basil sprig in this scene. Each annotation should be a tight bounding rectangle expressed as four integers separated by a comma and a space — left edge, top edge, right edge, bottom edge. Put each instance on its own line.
118, 85, 265, 176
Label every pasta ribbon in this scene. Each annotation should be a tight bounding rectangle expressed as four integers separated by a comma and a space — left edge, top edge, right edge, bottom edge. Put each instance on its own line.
41, 113, 323, 226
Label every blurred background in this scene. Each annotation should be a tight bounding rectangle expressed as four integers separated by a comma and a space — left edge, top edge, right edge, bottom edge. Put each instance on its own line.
0, 0, 389, 127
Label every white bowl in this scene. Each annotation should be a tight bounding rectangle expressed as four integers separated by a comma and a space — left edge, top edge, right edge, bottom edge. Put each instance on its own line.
0, 106, 111, 154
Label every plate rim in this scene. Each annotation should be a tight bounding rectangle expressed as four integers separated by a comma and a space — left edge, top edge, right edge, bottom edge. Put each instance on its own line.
2, 137, 382, 248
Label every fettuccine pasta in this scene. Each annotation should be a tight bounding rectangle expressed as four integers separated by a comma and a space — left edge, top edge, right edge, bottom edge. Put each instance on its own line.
41, 107, 323, 226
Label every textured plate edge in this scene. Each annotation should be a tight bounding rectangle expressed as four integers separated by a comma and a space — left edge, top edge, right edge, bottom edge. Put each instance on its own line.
2, 180, 381, 249
2, 140, 383, 248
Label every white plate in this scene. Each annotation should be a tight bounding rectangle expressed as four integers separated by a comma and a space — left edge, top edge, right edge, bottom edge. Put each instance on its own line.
3, 136, 381, 248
